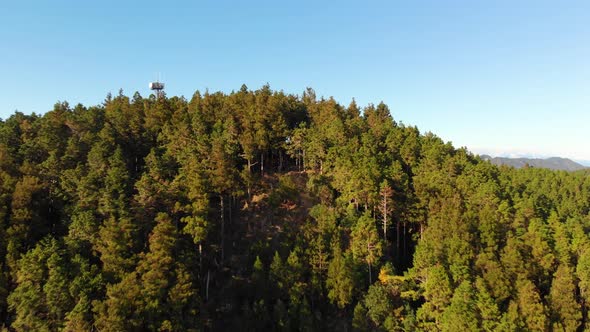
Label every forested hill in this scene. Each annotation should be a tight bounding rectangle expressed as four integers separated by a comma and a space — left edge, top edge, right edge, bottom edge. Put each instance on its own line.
481, 155, 587, 171
1, 85, 590, 331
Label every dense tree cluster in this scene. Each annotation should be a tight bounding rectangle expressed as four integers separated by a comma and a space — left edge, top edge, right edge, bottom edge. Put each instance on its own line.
0, 85, 589, 331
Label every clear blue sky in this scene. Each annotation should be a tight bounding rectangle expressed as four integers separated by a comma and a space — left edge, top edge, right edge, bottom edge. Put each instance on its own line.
1, 1, 589, 162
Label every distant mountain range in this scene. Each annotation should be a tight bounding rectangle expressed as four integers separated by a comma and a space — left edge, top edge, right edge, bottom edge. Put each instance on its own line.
480, 155, 587, 171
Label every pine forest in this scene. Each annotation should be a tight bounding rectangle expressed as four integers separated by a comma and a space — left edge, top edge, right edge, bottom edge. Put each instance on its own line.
0, 85, 589, 331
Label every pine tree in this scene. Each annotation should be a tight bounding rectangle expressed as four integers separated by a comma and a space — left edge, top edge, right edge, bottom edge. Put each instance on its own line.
516, 278, 548, 331
364, 283, 393, 328
474, 277, 501, 332
440, 280, 478, 332
43, 250, 73, 329
351, 212, 383, 284
326, 244, 354, 309
167, 265, 200, 331
63, 295, 92, 332
270, 251, 286, 295
94, 271, 142, 331
6, 175, 45, 272
96, 216, 137, 281
7, 238, 60, 332
137, 212, 178, 329
549, 264, 581, 331
379, 181, 394, 243
418, 265, 452, 327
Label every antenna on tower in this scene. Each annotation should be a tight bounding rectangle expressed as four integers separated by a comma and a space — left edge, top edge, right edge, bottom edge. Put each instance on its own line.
149, 73, 165, 99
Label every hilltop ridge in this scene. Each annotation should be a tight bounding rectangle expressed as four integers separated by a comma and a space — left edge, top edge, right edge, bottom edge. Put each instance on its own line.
480, 154, 586, 171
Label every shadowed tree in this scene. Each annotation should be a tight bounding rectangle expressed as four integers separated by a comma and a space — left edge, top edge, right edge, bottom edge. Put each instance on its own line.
351, 212, 383, 284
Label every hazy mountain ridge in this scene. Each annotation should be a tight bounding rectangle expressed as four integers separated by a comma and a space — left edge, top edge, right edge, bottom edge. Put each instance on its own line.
480, 154, 587, 171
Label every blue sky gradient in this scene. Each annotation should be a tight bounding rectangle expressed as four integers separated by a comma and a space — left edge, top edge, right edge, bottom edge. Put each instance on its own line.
1, 1, 589, 161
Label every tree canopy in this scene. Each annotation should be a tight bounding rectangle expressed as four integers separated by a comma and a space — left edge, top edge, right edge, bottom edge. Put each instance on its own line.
0, 86, 589, 331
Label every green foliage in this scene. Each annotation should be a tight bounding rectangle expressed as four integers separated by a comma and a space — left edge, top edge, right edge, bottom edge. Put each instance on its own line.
474, 277, 501, 331
351, 211, 383, 283
7, 238, 68, 332
326, 244, 354, 309
352, 302, 369, 332
517, 278, 548, 331
364, 282, 394, 328
0, 86, 589, 330
440, 280, 478, 332
417, 265, 453, 327
549, 264, 581, 331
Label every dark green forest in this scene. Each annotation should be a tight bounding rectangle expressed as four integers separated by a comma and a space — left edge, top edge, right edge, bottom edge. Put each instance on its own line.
0, 85, 589, 331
